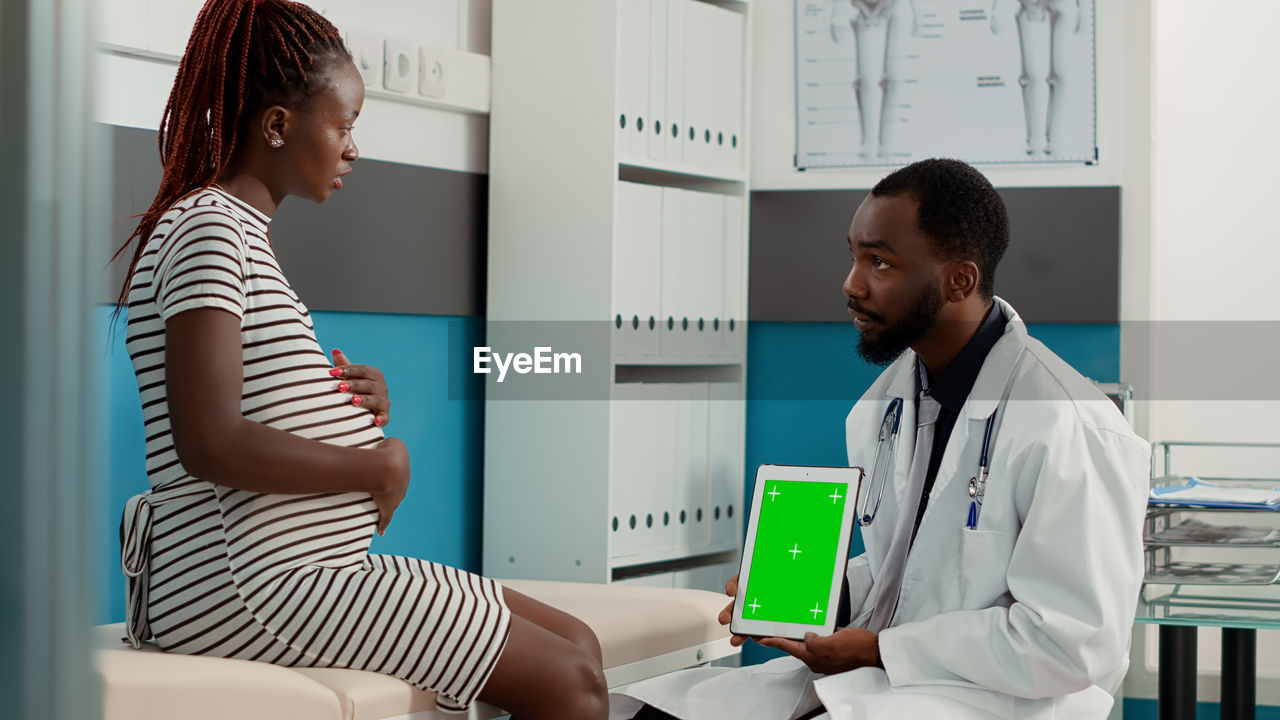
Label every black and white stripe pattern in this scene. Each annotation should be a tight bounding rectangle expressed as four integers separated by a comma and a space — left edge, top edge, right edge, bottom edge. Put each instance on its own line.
122, 187, 510, 712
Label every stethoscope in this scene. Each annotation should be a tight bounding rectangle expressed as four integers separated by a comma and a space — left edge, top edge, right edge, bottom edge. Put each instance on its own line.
854, 397, 998, 530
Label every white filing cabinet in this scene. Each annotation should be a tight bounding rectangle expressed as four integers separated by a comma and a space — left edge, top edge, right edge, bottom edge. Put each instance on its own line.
484, 0, 752, 593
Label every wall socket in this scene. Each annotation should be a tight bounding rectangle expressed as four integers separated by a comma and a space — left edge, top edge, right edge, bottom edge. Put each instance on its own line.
341, 27, 456, 103
383, 38, 415, 94
346, 30, 381, 87
418, 48, 448, 99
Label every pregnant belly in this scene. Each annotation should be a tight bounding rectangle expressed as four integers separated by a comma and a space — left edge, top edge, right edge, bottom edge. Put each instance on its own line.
230, 366, 387, 579
243, 362, 385, 448
215, 488, 380, 591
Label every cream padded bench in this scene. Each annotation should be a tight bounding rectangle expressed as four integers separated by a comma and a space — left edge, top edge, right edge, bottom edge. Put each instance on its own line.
96, 579, 736, 720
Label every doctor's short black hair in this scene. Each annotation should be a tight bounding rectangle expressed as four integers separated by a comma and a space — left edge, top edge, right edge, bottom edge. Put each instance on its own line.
871, 158, 1010, 300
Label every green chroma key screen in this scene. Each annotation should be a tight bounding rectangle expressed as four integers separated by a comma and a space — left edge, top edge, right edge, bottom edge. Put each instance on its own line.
742, 479, 849, 625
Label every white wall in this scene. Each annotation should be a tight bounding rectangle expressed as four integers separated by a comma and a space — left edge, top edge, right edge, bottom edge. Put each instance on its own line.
1149, 1, 1280, 325
95, 0, 492, 174
1120, 0, 1280, 707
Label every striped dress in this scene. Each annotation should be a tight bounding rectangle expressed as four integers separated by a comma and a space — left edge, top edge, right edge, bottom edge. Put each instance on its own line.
119, 186, 510, 713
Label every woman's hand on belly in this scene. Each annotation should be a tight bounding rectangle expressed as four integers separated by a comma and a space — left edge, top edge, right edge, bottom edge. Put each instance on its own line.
166, 308, 396, 497
331, 348, 391, 428
371, 436, 411, 536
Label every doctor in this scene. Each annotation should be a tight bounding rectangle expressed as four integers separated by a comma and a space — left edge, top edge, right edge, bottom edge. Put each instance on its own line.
614, 158, 1150, 720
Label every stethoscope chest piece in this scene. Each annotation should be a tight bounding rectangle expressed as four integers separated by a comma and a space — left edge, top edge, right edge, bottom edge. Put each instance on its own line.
967, 478, 978, 498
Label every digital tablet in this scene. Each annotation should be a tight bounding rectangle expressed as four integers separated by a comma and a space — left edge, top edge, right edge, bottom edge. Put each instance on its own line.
730, 465, 861, 640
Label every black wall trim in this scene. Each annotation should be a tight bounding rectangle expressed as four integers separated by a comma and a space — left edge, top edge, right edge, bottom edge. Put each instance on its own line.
748, 187, 1121, 324
105, 124, 487, 317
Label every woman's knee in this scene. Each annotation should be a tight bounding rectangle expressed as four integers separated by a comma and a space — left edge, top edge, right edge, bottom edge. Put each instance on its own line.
562, 644, 608, 718
533, 643, 607, 720
503, 586, 603, 664
483, 615, 607, 720
568, 616, 604, 665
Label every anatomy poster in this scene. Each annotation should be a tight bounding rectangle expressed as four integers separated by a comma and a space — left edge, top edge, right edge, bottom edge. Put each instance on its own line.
795, 0, 1097, 168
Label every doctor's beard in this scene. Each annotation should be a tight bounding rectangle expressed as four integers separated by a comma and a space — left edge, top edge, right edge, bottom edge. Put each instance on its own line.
855, 284, 942, 366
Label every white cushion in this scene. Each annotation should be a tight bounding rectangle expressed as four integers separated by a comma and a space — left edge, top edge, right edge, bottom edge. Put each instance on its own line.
94, 624, 344, 720
499, 579, 731, 668
95, 582, 730, 720
292, 666, 438, 719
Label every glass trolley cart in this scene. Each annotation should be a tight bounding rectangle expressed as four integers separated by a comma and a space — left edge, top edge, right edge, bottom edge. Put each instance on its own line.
1140, 441, 1280, 720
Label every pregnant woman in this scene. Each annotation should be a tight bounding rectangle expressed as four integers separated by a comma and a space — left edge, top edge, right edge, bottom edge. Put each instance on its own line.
114, 1, 606, 717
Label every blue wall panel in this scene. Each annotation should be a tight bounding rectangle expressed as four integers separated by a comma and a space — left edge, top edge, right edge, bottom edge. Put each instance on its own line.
97, 307, 485, 623
1123, 699, 1280, 719
98, 309, 146, 626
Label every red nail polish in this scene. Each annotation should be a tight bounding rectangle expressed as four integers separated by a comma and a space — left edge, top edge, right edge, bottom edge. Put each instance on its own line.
338, 382, 349, 392
329, 368, 343, 377
332, 348, 341, 355
352, 395, 363, 406
374, 416, 383, 427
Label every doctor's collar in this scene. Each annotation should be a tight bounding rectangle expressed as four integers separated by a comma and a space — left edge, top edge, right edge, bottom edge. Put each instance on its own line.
916, 302, 1008, 414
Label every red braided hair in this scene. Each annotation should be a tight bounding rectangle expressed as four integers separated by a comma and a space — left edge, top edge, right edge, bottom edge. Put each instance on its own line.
111, 0, 349, 315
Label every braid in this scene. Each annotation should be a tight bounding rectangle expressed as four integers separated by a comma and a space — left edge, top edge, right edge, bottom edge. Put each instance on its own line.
111, 0, 349, 317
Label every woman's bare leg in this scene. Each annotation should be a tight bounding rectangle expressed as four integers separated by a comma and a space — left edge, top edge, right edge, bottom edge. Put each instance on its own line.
502, 586, 604, 667
479, 611, 608, 720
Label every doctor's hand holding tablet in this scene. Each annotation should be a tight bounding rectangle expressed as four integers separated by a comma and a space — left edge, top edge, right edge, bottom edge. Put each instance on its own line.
721, 465, 880, 675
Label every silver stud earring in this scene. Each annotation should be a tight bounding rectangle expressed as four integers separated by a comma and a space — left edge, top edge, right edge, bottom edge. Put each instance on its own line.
271, 138, 284, 148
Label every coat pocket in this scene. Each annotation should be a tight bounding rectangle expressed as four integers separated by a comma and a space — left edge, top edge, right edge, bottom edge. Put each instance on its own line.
958, 528, 1014, 610
845, 554, 876, 627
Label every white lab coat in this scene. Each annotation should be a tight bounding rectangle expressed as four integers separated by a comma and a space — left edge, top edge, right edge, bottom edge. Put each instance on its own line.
612, 298, 1151, 720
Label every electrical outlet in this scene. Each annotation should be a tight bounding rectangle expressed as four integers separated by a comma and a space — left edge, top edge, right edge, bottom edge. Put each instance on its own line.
345, 30, 381, 87
418, 48, 448, 99
383, 38, 415, 94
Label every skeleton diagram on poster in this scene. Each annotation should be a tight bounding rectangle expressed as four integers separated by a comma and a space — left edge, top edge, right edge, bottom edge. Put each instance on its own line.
794, 0, 1096, 169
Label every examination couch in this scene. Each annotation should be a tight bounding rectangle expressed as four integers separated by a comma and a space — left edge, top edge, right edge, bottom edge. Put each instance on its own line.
95, 579, 736, 720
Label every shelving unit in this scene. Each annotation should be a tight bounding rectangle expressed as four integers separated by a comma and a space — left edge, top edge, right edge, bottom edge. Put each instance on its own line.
1138, 442, 1280, 719
1145, 502, 1280, 586
483, 0, 752, 591
1144, 442, 1280, 587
